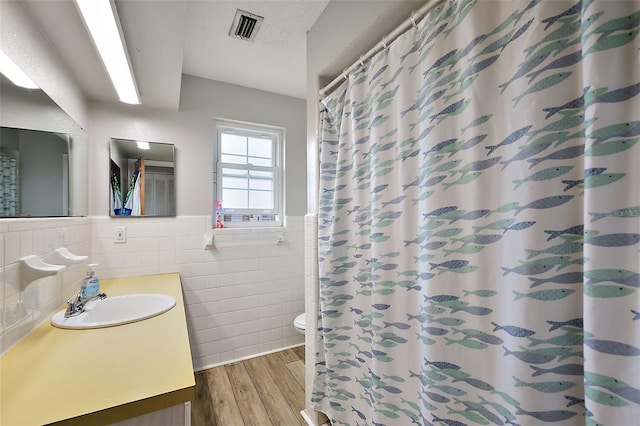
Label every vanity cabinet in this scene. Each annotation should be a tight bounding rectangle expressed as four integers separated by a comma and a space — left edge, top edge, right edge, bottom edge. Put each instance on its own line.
0, 273, 194, 425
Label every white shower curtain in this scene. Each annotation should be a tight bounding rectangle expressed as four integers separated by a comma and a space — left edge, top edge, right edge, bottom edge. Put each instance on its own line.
314, 1, 640, 425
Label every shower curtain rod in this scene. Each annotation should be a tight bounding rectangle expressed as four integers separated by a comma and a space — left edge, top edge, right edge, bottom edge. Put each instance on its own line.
318, 0, 445, 99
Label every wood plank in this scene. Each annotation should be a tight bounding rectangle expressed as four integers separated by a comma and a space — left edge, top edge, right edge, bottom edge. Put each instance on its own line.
191, 372, 216, 426
277, 348, 300, 364
205, 366, 245, 426
244, 356, 304, 426
292, 345, 305, 363
262, 352, 305, 420
224, 362, 271, 426
286, 359, 306, 390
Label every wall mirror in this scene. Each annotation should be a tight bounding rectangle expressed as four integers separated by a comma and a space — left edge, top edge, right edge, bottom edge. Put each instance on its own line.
109, 138, 176, 217
0, 75, 87, 217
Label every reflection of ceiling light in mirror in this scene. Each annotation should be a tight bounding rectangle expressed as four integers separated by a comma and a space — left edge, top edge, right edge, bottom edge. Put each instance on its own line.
74, 0, 139, 105
136, 141, 150, 150
0, 50, 39, 89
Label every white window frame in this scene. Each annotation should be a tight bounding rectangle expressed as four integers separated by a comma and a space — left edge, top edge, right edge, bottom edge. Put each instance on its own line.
214, 119, 284, 228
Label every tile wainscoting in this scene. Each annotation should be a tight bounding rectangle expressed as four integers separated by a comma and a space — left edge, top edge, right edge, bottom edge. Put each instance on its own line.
1, 216, 305, 369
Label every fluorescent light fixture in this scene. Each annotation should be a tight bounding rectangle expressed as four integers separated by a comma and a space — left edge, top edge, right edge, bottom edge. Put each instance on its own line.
0, 50, 39, 89
136, 141, 150, 150
75, 0, 139, 104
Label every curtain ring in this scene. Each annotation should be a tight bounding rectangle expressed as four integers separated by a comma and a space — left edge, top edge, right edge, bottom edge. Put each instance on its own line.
410, 12, 418, 30
358, 55, 365, 67
381, 37, 389, 51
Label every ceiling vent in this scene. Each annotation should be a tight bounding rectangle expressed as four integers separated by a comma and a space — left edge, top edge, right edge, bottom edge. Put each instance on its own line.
229, 9, 264, 43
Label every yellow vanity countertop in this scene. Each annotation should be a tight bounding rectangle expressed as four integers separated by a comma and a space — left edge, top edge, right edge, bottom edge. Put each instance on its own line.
1, 273, 195, 426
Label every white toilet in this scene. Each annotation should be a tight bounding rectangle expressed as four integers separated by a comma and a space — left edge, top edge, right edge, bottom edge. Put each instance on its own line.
294, 313, 305, 334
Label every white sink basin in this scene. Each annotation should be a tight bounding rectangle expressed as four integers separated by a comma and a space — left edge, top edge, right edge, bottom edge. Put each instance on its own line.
51, 293, 176, 329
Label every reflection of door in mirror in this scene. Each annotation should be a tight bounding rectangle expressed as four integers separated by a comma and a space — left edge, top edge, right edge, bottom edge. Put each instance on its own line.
145, 166, 175, 216
110, 160, 122, 215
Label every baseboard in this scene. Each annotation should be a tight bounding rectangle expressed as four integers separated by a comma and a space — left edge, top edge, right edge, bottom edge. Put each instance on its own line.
193, 343, 304, 372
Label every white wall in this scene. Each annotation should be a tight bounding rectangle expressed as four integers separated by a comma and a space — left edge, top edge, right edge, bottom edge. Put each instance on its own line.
90, 75, 307, 217
86, 75, 307, 368
304, 1, 427, 424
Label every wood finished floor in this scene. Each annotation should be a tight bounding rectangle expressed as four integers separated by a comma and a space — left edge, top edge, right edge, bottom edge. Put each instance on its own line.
192, 346, 307, 426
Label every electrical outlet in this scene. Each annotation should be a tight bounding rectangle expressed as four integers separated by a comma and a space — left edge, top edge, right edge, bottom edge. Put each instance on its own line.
114, 226, 127, 243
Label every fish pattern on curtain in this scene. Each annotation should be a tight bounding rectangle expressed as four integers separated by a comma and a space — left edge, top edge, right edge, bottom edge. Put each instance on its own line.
314, 1, 640, 425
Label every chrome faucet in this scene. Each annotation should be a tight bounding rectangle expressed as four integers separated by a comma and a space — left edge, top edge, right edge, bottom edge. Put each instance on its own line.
64, 292, 107, 318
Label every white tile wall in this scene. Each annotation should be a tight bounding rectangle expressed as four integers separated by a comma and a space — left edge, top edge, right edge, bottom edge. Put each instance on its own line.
91, 215, 305, 370
1, 216, 305, 367
0, 218, 91, 353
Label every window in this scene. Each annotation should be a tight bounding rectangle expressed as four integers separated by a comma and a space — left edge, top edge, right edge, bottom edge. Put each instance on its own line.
215, 120, 283, 227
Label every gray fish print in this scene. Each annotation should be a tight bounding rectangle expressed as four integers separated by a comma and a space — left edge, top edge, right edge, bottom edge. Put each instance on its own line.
453, 157, 501, 176
458, 54, 501, 87
501, 17, 535, 52
542, 87, 598, 119
503, 221, 536, 234
429, 260, 469, 271
590, 206, 640, 222
503, 347, 555, 364
583, 233, 640, 247
541, 0, 582, 30
380, 68, 403, 90
485, 126, 532, 155
424, 206, 458, 218
527, 144, 585, 169
423, 138, 458, 157
584, 339, 640, 356
544, 224, 584, 241
530, 364, 584, 377
502, 264, 553, 276
369, 65, 388, 85
547, 318, 583, 331
500, 141, 552, 170
452, 376, 494, 391
491, 322, 535, 337
526, 50, 583, 83
515, 407, 577, 422
592, 81, 640, 104
429, 100, 468, 123
401, 89, 446, 118
529, 272, 584, 287
450, 305, 493, 316
449, 134, 488, 157
513, 166, 574, 190
513, 376, 576, 393
422, 48, 458, 77
514, 195, 574, 216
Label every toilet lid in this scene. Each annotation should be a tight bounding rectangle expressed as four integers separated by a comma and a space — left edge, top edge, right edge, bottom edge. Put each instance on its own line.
294, 313, 305, 329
